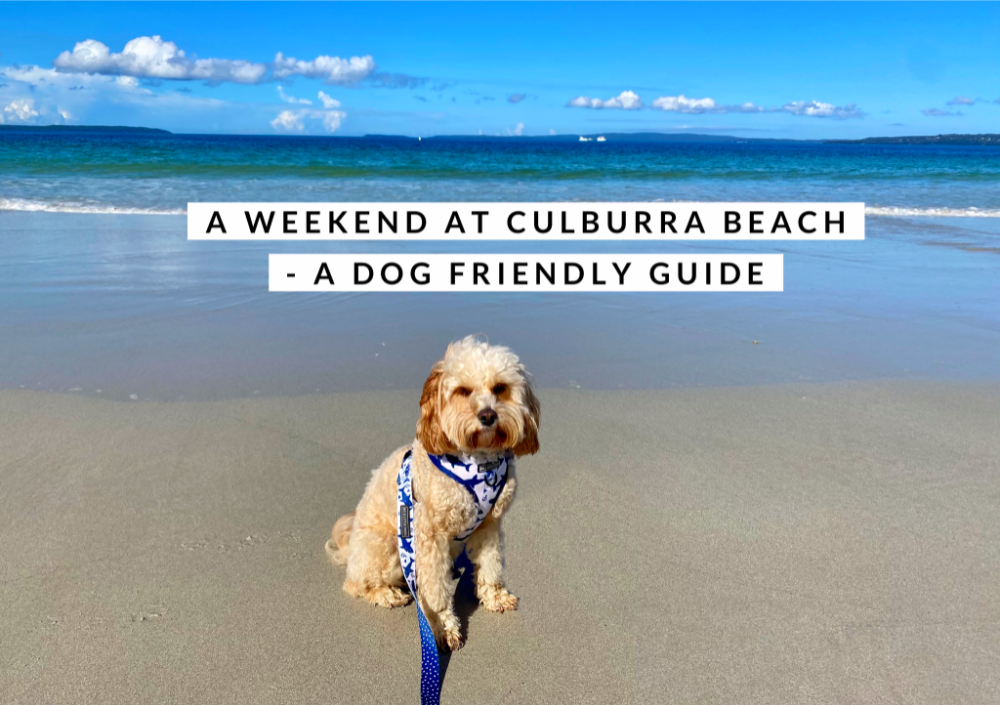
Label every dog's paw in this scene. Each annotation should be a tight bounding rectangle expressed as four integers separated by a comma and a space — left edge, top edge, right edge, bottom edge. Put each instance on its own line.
479, 585, 519, 613
366, 585, 412, 609
430, 615, 464, 651
441, 624, 465, 651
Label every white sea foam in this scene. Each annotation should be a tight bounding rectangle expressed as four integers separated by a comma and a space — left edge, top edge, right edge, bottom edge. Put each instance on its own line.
0, 198, 185, 216
1, 197, 997, 219
866, 206, 1000, 218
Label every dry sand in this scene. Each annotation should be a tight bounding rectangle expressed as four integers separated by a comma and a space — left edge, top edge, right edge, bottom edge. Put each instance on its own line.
1, 381, 998, 704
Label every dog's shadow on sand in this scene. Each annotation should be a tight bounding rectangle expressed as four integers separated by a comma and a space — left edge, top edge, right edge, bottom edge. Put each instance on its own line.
438, 550, 480, 681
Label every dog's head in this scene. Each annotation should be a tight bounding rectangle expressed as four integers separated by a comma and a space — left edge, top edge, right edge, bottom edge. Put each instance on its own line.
416, 336, 540, 457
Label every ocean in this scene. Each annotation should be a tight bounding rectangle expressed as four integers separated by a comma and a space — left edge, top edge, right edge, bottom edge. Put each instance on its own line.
1, 131, 997, 400
2, 131, 999, 215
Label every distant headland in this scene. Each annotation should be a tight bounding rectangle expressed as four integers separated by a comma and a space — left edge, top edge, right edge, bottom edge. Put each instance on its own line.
419, 132, 778, 143
375, 132, 1000, 146
823, 134, 999, 146
0, 125, 172, 134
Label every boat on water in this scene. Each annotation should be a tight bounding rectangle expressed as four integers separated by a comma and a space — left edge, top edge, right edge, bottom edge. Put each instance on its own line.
579, 136, 593, 142
596, 136, 606, 142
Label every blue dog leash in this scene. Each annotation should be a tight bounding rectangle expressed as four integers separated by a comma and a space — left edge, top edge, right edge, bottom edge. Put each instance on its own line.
396, 450, 441, 705
396, 449, 511, 704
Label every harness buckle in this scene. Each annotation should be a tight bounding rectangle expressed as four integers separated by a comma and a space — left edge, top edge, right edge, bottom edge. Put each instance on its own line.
399, 504, 412, 539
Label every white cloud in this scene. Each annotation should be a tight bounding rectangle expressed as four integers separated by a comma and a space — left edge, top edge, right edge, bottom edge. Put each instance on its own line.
923, 107, 960, 117
651, 96, 769, 114
782, 100, 863, 119
278, 86, 312, 105
2, 64, 128, 89
505, 121, 524, 136
271, 109, 305, 132
568, 90, 863, 119
651, 95, 717, 113
51, 36, 375, 87
946, 96, 975, 106
272, 52, 375, 85
0, 98, 40, 124
54, 36, 269, 85
568, 90, 642, 110
0, 61, 236, 128
321, 110, 345, 133
271, 107, 346, 134
318, 91, 341, 109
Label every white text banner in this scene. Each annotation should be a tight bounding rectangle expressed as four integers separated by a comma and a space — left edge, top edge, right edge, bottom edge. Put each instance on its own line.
190, 203, 864, 241
269, 254, 784, 292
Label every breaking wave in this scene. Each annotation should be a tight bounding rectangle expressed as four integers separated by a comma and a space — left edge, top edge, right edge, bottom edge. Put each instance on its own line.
2, 198, 998, 219
865, 206, 1000, 218
0, 198, 185, 216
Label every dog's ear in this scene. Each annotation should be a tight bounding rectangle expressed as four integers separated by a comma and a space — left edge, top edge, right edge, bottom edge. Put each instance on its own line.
513, 374, 540, 456
416, 362, 451, 455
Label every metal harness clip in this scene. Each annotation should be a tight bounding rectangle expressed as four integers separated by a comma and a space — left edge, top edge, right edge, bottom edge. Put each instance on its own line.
399, 504, 412, 539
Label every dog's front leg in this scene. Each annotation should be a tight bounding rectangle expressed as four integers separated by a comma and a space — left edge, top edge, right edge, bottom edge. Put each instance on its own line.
415, 527, 463, 651
465, 514, 519, 613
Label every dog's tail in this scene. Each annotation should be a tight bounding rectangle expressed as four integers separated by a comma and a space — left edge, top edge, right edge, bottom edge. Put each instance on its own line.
325, 511, 355, 565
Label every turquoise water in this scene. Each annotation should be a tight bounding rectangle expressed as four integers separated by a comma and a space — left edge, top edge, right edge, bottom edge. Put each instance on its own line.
0, 131, 997, 399
1, 132, 999, 215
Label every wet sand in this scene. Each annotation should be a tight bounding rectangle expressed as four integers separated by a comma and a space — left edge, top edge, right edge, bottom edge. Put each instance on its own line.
2, 381, 998, 704
2, 212, 998, 401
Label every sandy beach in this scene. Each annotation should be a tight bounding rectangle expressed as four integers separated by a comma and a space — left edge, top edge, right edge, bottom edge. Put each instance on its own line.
1, 151, 998, 704
2, 381, 997, 704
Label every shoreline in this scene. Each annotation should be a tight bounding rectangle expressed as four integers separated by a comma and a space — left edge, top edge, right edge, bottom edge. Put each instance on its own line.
2, 212, 998, 402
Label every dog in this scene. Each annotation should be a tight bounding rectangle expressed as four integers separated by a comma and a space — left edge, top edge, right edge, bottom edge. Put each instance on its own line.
326, 335, 540, 651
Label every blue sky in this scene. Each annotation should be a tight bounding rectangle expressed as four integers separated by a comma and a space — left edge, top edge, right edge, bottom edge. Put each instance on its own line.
0, 2, 997, 138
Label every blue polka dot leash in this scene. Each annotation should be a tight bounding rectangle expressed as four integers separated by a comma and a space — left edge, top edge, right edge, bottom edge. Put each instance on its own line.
397, 450, 442, 705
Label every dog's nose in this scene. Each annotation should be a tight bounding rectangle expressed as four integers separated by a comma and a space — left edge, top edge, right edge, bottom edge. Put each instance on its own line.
478, 408, 498, 427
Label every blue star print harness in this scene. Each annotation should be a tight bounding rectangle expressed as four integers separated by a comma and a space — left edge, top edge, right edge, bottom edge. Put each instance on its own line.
396, 448, 510, 705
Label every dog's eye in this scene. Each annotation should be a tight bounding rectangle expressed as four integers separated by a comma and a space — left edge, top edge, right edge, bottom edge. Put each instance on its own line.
492, 384, 507, 395
456, 387, 472, 397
